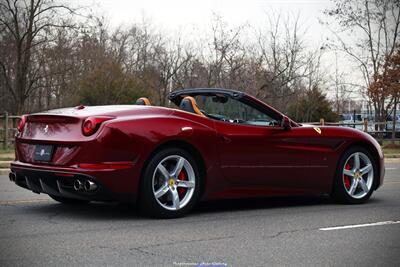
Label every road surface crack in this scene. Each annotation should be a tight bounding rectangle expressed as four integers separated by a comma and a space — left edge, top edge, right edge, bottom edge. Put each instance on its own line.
263, 227, 312, 239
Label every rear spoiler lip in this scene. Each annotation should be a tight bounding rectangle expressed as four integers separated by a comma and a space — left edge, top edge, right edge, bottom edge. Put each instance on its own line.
27, 114, 82, 123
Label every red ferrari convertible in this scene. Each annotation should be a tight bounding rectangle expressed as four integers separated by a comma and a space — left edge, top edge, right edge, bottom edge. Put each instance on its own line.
10, 88, 384, 218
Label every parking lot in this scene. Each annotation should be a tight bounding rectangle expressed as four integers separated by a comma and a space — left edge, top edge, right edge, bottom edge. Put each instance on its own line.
0, 163, 399, 266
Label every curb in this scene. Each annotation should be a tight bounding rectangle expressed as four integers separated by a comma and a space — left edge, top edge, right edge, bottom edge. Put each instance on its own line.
0, 161, 10, 168
384, 158, 400, 163
0, 169, 10, 175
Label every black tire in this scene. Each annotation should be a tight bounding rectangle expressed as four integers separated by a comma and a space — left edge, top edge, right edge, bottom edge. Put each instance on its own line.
139, 147, 202, 218
49, 195, 90, 205
331, 146, 377, 204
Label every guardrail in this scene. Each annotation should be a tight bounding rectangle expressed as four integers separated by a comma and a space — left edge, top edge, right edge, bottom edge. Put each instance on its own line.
0, 112, 20, 149
307, 118, 400, 140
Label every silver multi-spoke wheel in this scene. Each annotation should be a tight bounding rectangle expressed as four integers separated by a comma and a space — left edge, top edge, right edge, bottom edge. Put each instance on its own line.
152, 155, 196, 211
342, 152, 374, 199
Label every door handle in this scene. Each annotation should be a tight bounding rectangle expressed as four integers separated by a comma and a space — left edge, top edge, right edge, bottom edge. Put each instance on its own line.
219, 134, 231, 143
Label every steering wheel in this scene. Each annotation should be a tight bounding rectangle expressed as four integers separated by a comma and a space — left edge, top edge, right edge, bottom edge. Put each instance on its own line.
232, 118, 246, 124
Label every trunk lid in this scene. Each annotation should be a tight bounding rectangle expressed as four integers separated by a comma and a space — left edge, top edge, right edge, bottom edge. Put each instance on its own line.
19, 105, 153, 142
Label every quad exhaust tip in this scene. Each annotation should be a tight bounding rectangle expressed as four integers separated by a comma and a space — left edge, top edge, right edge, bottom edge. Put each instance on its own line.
73, 179, 83, 191
73, 179, 98, 192
84, 180, 97, 191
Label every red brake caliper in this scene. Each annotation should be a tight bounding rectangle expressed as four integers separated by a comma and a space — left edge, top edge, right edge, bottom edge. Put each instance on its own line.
344, 163, 351, 189
177, 170, 187, 197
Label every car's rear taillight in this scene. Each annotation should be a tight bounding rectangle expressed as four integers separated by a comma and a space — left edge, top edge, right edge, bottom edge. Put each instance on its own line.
17, 115, 27, 132
82, 116, 114, 136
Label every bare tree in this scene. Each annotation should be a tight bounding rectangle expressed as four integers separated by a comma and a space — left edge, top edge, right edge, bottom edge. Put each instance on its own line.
256, 13, 317, 111
203, 15, 247, 88
0, 0, 80, 114
325, 0, 400, 129
153, 38, 192, 106
330, 50, 355, 114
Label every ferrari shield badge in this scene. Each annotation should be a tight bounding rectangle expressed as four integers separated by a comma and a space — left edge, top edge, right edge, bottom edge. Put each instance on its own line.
313, 127, 322, 134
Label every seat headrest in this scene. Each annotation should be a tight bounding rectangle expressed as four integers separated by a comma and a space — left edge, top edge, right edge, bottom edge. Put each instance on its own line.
179, 96, 205, 117
135, 97, 151, 106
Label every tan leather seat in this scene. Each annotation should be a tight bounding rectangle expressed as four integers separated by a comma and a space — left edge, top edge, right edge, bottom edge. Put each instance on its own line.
179, 96, 205, 117
135, 97, 151, 106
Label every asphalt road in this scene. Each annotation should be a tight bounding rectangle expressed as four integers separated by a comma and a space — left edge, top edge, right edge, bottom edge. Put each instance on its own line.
0, 164, 399, 267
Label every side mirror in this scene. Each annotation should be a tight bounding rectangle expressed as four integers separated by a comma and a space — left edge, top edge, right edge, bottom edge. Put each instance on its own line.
281, 116, 291, 130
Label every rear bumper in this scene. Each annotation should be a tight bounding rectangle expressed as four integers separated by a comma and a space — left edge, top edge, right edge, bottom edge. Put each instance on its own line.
10, 161, 137, 202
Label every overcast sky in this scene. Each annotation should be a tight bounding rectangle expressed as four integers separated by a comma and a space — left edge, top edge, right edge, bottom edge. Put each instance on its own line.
89, 0, 332, 41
